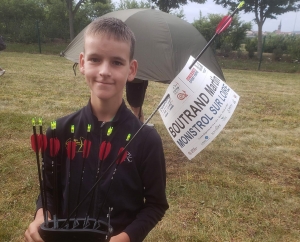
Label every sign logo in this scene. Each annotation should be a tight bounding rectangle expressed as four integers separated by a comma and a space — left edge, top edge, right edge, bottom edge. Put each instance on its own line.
65, 137, 85, 152
201, 136, 210, 145
188, 147, 198, 155
186, 68, 198, 83
177, 90, 188, 100
126, 151, 133, 163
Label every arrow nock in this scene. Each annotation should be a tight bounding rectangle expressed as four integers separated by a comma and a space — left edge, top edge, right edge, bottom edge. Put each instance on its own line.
87, 124, 91, 133
32, 118, 36, 127
126, 133, 131, 141
71, 125, 75, 134
51, 121, 56, 130
107, 127, 113, 136
238, 1, 245, 9
38, 117, 43, 126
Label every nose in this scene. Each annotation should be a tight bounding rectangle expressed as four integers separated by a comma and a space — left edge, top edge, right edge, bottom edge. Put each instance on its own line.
98, 61, 111, 77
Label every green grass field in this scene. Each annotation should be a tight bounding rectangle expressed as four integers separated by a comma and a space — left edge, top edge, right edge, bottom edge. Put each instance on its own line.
0, 51, 300, 241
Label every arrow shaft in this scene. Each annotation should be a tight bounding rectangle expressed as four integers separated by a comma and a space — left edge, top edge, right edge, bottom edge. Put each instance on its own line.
189, 33, 218, 69
66, 129, 75, 227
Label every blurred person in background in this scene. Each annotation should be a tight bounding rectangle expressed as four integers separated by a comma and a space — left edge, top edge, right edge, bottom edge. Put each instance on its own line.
126, 78, 148, 122
0, 35, 6, 76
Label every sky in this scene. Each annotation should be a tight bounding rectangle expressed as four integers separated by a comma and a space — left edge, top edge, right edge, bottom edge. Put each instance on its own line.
181, 0, 300, 32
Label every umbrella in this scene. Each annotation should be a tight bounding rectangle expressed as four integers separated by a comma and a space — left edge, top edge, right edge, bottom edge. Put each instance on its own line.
61, 8, 224, 83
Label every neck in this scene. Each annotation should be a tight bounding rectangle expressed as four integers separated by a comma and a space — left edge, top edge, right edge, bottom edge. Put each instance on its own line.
90, 97, 122, 122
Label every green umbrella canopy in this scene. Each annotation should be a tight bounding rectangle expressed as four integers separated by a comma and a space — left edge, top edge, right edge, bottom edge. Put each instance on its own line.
61, 8, 224, 83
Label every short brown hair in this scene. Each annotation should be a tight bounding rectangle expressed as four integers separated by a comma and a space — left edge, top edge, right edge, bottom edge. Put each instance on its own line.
85, 17, 136, 60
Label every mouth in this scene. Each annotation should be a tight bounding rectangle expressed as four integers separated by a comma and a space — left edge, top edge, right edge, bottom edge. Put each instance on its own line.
95, 81, 113, 85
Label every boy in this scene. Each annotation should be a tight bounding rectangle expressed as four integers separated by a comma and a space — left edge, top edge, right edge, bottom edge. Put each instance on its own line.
25, 17, 168, 242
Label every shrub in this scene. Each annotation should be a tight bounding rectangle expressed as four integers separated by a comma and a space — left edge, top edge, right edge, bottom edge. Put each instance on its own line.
264, 34, 287, 53
220, 42, 232, 57
236, 48, 243, 58
273, 47, 283, 61
287, 35, 300, 61
245, 38, 257, 59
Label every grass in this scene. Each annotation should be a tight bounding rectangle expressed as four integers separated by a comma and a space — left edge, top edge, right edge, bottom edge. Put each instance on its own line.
4, 42, 69, 55
0, 50, 300, 242
218, 56, 300, 73
216, 51, 300, 73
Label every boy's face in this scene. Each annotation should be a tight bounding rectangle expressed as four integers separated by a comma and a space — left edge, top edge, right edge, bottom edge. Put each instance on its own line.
79, 34, 137, 103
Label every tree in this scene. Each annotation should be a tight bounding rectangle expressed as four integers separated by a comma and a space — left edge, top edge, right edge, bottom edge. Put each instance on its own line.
152, 0, 206, 13
116, 0, 150, 10
43, 0, 106, 40
116, 0, 186, 19
211, 0, 300, 57
47, 0, 110, 40
170, 8, 186, 19
193, 13, 251, 51
0, 0, 45, 42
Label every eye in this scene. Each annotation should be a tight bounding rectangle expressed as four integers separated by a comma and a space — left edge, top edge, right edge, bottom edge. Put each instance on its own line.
90, 58, 99, 62
112, 60, 123, 66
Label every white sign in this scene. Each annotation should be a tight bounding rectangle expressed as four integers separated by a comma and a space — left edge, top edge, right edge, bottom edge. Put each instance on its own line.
159, 56, 240, 160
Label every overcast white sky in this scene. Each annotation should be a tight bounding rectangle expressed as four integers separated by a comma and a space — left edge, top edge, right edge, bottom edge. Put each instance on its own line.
112, 0, 300, 32
181, 0, 300, 32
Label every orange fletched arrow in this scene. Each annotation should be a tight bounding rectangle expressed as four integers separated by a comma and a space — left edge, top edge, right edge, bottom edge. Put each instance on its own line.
67, 125, 76, 160
99, 141, 111, 161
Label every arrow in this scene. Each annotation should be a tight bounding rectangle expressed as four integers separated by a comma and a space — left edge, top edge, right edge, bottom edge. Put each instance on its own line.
38, 118, 49, 227
50, 120, 59, 229
116, 147, 128, 165
65, 125, 76, 228
116, 134, 131, 165
99, 126, 113, 160
30, 118, 47, 226
67, 125, 76, 160
99, 141, 112, 161
73, 124, 92, 228
38, 118, 47, 153
49, 120, 60, 158
83, 125, 92, 158
189, 1, 245, 69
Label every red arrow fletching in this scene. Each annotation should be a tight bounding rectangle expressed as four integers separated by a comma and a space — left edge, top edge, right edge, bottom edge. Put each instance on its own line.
216, 15, 232, 34
31, 134, 39, 152
99, 141, 111, 161
67, 141, 76, 160
83, 140, 91, 158
116, 147, 127, 164
38, 134, 47, 152
50, 138, 60, 157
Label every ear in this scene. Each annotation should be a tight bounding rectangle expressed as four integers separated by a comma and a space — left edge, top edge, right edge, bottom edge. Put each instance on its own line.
79, 52, 85, 75
127, 59, 138, 82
